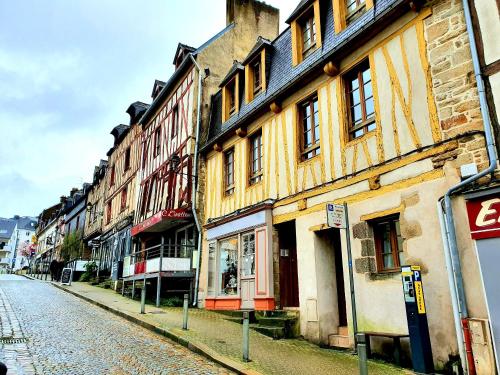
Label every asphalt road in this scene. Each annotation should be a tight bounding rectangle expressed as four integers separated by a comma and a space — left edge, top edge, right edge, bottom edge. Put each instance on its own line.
0, 274, 232, 375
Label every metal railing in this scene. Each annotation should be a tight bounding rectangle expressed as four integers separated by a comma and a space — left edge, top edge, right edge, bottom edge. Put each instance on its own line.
130, 243, 194, 264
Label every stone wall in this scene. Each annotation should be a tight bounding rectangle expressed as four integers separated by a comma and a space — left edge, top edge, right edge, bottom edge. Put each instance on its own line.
425, 0, 490, 173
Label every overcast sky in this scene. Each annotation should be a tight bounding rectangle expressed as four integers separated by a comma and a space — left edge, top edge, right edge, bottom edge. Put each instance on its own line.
0, 0, 296, 219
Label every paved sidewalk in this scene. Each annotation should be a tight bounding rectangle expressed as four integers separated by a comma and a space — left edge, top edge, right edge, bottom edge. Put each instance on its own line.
52, 281, 412, 375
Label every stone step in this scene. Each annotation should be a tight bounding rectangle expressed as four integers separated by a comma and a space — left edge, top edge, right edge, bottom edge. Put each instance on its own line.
329, 334, 351, 349
338, 326, 348, 336
255, 316, 296, 328
250, 324, 285, 340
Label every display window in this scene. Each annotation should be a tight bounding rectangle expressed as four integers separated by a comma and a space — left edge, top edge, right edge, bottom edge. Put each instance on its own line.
219, 237, 239, 296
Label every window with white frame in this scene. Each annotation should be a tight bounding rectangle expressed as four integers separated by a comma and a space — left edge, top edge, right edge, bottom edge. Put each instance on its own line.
241, 232, 255, 277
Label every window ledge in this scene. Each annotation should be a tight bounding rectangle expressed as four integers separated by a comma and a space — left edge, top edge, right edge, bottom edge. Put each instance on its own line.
345, 129, 376, 147
368, 270, 399, 281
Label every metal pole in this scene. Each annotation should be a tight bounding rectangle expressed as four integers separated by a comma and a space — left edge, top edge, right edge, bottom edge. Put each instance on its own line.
157, 236, 164, 308
140, 276, 146, 314
182, 293, 189, 330
356, 333, 368, 375
242, 311, 250, 362
344, 203, 358, 340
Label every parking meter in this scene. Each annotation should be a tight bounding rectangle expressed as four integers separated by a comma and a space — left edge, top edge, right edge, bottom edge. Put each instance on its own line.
401, 265, 434, 374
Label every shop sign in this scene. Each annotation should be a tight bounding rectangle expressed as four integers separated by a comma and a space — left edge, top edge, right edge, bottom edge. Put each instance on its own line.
466, 197, 500, 240
131, 208, 192, 236
326, 204, 346, 229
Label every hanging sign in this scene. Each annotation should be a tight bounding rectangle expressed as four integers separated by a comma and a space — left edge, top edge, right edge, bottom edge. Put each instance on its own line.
326, 204, 346, 229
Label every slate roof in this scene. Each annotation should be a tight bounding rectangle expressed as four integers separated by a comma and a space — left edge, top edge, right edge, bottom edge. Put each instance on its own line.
204, 0, 405, 151
285, 0, 316, 24
16, 217, 37, 231
219, 61, 245, 88
0, 218, 16, 240
140, 23, 236, 126
242, 37, 272, 65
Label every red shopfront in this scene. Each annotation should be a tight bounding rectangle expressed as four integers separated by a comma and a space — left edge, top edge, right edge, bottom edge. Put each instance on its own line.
465, 188, 500, 372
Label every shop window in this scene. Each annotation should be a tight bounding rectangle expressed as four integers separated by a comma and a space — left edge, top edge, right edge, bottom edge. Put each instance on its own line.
344, 60, 375, 140
207, 242, 216, 296
372, 215, 404, 272
171, 105, 179, 139
219, 237, 239, 296
249, 131, 263, 185
120, 187, 127, 211
124, 147, 131, 171
224, 148, 235, 196
241, 232, 255, 277
154, 127, 161, 157
299, 95, 320, 160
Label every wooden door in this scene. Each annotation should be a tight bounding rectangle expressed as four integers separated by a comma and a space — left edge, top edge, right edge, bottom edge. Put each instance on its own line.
278, 221, 299, 308
240, 232, 256, 309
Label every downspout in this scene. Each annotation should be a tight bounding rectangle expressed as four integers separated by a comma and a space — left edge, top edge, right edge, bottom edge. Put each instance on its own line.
441, 0, 498, 373
189, 54, 204, 306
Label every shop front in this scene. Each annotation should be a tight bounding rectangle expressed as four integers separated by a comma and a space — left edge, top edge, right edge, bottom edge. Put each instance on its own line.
204, 202, 274, 311
465, 187, 500, 372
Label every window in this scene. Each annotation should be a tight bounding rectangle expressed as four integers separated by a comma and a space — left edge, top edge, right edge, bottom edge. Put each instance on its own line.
249, 131, 263, 184
224, 149, 235, 195
227, 79, 237, 117
241, 233, 255, 277
299, 95, 320, 160
154, 127, 161, 157
373, 216, 404, 272
207, 242, 216, 296
171, 105, 179, 138
346, 0, 366, 24
110, 165, 115, 186
121, 187, 127, 211
76, 216, 80, 230
124, 147, 131, 171
301, 11, 317, 58
147, 176, 158, 212
106, 202, 112, 224
219, 237, 239, 296
67, 223, 71, 234
345, 60, 375, 140
252, 58, 262, 95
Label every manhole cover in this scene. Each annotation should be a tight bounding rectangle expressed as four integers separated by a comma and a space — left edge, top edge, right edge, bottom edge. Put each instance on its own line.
149, 310, 166, 314
0, 337, 28, 344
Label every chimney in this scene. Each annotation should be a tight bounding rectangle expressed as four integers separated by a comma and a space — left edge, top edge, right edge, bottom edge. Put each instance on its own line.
70, 188, 78, 197
60, 196, 67, 204
226, 0, 279, 37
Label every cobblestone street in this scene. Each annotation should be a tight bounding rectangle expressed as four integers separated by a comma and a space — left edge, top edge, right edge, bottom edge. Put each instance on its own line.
0, 275, 232, 375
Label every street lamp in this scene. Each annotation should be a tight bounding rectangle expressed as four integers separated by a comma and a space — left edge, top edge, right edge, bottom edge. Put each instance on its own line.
168, 153, 196, 181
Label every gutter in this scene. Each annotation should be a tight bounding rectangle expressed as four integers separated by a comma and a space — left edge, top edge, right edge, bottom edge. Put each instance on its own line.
440, 0, 498, 373
189, 54, 204, 307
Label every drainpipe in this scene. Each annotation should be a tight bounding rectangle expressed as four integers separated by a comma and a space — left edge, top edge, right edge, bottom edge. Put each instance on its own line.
441, 0, 498, 373
189, 54, 204, 306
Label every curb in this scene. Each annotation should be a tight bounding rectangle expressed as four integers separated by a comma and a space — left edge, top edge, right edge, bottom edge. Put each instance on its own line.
51, 283, 261, 375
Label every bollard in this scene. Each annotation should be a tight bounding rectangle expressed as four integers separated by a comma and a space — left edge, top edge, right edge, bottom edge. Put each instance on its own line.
182, 293, 189, 330
356, 333, 368, 375
242, 311, 250, 362
140, 282, 146, 314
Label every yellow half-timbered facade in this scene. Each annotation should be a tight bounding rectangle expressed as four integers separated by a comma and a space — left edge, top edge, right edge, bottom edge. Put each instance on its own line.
200, 0, 494, 370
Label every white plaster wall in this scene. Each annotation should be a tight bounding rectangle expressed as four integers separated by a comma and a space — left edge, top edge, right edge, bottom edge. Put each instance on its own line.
475, 0, 500, 65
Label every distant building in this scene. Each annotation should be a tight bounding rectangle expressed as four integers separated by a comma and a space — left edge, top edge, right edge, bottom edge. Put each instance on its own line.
0, 218, 16, 271
10, 216, 38, 271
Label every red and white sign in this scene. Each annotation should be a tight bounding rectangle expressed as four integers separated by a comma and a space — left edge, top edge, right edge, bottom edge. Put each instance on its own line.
466, 196, 500, 240
131, 208, 193, 236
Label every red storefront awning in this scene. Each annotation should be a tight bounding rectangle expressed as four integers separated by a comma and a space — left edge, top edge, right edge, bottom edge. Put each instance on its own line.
131, 208, 193, 237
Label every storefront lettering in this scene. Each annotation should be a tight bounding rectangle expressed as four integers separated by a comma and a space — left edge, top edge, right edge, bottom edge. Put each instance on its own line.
476, 198, 500, 227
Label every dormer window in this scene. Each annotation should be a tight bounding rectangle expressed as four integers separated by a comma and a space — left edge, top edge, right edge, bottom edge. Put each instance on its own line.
289, 0, 322, 66
228, 79, 236, 116
252, 59, 262, 95
334, 0, 373, 34
346, 0, 366, 24
301, 11, 316, 58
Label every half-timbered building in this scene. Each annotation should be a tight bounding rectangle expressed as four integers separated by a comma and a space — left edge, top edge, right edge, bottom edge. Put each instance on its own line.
95, 102, 148, 282
199, 0, 497, 371
127, 0, 280, 305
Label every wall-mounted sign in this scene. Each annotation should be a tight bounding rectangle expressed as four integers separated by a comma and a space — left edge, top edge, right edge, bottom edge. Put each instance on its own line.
131, 208, 193, 236
326, 204, 346, 229
466, 196, 500, 240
